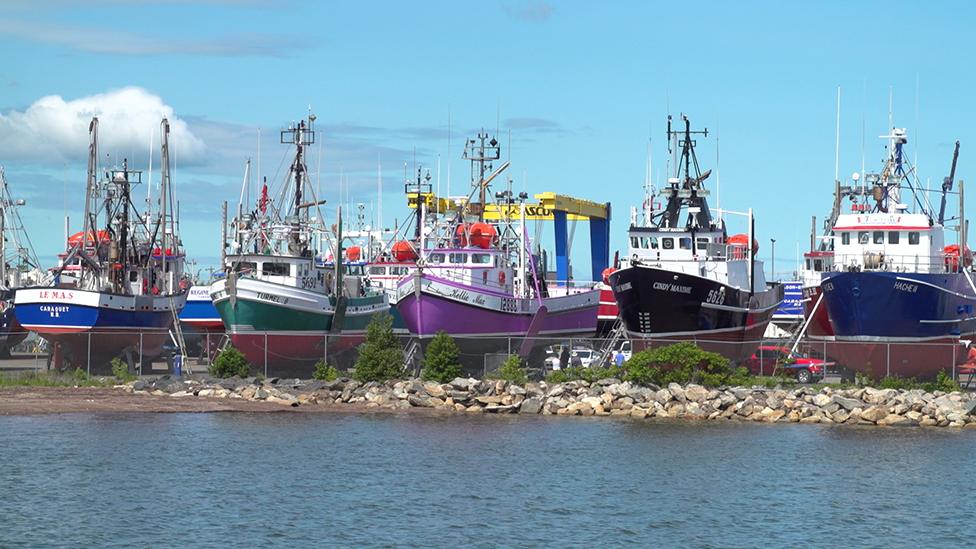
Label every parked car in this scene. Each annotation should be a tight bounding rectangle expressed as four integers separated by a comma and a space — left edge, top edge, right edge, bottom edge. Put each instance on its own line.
745, 345, 832, 383
545, 347, 596, 370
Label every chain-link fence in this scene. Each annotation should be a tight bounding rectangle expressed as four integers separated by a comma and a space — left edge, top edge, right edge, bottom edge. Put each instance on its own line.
5, 330, 974, 385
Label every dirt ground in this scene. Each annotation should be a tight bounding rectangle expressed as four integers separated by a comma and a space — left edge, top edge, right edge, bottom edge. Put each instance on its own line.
0, 387, 377, 415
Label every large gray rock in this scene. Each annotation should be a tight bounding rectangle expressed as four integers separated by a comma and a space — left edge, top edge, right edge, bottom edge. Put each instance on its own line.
861, 406, 889, 423
407, 394, 436, 408
684, 384, 708, 403
653, 389, 672, 405
519, 398, 543, 414
668, 383, 686, 402
832, 395, 864, 412
449, 377, 477, 390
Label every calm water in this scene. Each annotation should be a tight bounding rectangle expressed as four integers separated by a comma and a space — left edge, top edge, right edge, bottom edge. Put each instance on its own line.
1, 413, 975, 548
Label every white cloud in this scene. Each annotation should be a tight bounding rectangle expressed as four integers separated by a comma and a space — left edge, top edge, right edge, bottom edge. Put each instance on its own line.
0, 87, 205, 166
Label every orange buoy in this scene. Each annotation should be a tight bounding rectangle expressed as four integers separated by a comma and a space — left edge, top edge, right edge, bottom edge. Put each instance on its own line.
944, 244, 973, 271
601, 267, 616, 284
345, 245, 362, 262
454, 223, 470, 247
498, 271, 507, 285
469, 222, 497, 249
727, 234, 759, 256
391, 240, 418, 262
67, 230, 111, 246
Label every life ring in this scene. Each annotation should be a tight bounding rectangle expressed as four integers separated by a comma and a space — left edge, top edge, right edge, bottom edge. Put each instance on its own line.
498, 271, 507, 285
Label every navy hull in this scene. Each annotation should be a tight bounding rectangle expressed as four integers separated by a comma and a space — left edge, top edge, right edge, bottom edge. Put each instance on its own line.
821, 271, 976, 379
609, 265, 783, 363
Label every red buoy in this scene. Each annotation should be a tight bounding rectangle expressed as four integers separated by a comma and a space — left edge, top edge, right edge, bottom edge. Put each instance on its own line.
391, 241, 418, 262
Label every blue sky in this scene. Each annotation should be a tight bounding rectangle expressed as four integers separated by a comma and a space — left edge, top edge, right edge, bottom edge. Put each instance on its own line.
0, 0, 972, 280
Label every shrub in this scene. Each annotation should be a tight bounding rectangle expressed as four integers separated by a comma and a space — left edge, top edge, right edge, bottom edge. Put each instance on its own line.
354, 313, 404, 382
209, 346, 251, 378
111, 357, 134, 382
422, 331, 462, 383
72, 367, 89, 384
496, 355, 528, 385
621, 342, 732, 387
933, 369, 961, 392
313, 360, 339, 381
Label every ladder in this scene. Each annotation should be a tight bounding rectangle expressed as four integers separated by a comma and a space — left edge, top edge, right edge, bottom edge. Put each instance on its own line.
596, 318, 627, 368
168, 295, 191, 375
403, 338, 423, 377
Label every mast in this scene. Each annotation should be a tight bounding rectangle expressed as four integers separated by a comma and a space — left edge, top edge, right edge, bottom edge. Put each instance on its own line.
81, 118, 99, 287
658, 115, 712, 233
280, 115, 315, 255
938, 141, 961, 225
160, 118, 171, 293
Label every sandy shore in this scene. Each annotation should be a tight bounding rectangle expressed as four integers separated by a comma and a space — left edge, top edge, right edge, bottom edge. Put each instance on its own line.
0, 387, 376, 415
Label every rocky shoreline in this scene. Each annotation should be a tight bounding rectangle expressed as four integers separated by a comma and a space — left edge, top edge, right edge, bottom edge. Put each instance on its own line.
112, 375, 976, 428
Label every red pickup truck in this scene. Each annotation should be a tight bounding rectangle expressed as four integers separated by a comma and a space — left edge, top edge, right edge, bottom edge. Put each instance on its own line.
745, 345, 833, 383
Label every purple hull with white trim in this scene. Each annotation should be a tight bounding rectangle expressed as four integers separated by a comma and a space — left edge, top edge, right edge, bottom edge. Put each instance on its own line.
396, 272, 599, 357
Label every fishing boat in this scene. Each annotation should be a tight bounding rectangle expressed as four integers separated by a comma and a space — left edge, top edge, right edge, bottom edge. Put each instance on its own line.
209, 114, 391, 373
608, 115, 783, 362
816, 128, 971, 379
14, 118, 187, 371
0, 166, 44, 357
394, 132, 600, 367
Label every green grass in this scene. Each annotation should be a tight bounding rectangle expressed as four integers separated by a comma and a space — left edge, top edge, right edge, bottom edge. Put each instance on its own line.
0, 369, 111, 388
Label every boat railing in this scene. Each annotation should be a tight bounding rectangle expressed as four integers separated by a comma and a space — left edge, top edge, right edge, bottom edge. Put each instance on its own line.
829, 252, 964, 274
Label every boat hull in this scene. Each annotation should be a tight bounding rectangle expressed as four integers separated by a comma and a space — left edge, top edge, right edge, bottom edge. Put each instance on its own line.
608, 265, 784, 363
820, 271, 976, 379
13, 287, 185, 371
395, 273, 599, 366
210, 277, 390, 374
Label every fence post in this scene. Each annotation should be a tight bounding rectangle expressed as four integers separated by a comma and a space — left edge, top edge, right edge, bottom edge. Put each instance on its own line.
886, 343, 890, 378
139, 332, 144, 377
323, 333, 327, 368
264, 332, 268, 379
87, 332, 91, 377
953, 343, 957, 380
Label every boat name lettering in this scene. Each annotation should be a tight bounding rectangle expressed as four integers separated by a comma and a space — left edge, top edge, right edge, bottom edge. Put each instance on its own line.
615, 282, 632, 292
893, 281, 918, 293
37, 290, 75, 300
256, 292, 288, 304
822, 282, 834, 292
188, 288, 210, 298
39, 305, 70, 317
652, 282, 692, 294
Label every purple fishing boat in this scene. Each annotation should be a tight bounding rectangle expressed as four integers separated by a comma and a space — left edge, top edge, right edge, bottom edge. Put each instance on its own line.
394, 132, 599, 366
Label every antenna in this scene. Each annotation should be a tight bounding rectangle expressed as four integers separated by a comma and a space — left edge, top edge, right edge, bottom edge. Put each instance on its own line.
834, 86, 841, 183
377, 155, 383, 233
447, 107, 452, 198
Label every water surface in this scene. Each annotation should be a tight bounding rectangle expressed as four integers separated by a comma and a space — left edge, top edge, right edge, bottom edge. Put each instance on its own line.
2, 413, 974, 547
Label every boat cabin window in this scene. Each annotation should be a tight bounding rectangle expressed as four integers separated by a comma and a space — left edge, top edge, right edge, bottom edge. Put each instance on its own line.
814, 259, 824, 271
390, 266, 409, 275
639, 237, 649, 249
873, 231, 884, 244
428, 253, 445, 264
858, 231, 869, 244
888, 231, 899, 244
234, 262, 257, 273
630, 236, 639, 248
471, 253, 492, 265
649, 237, 659, 249
661, 238, 674, 250
345, 265, 364, 276
449, 253, 468, 264
129, 271, 139, 282
369, 266, 386, 275
679, 237, 692, 250
696, 237, 710, 248
841, 232, 850, 245
909, 232, 920, 245
262, 263, 290, 276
